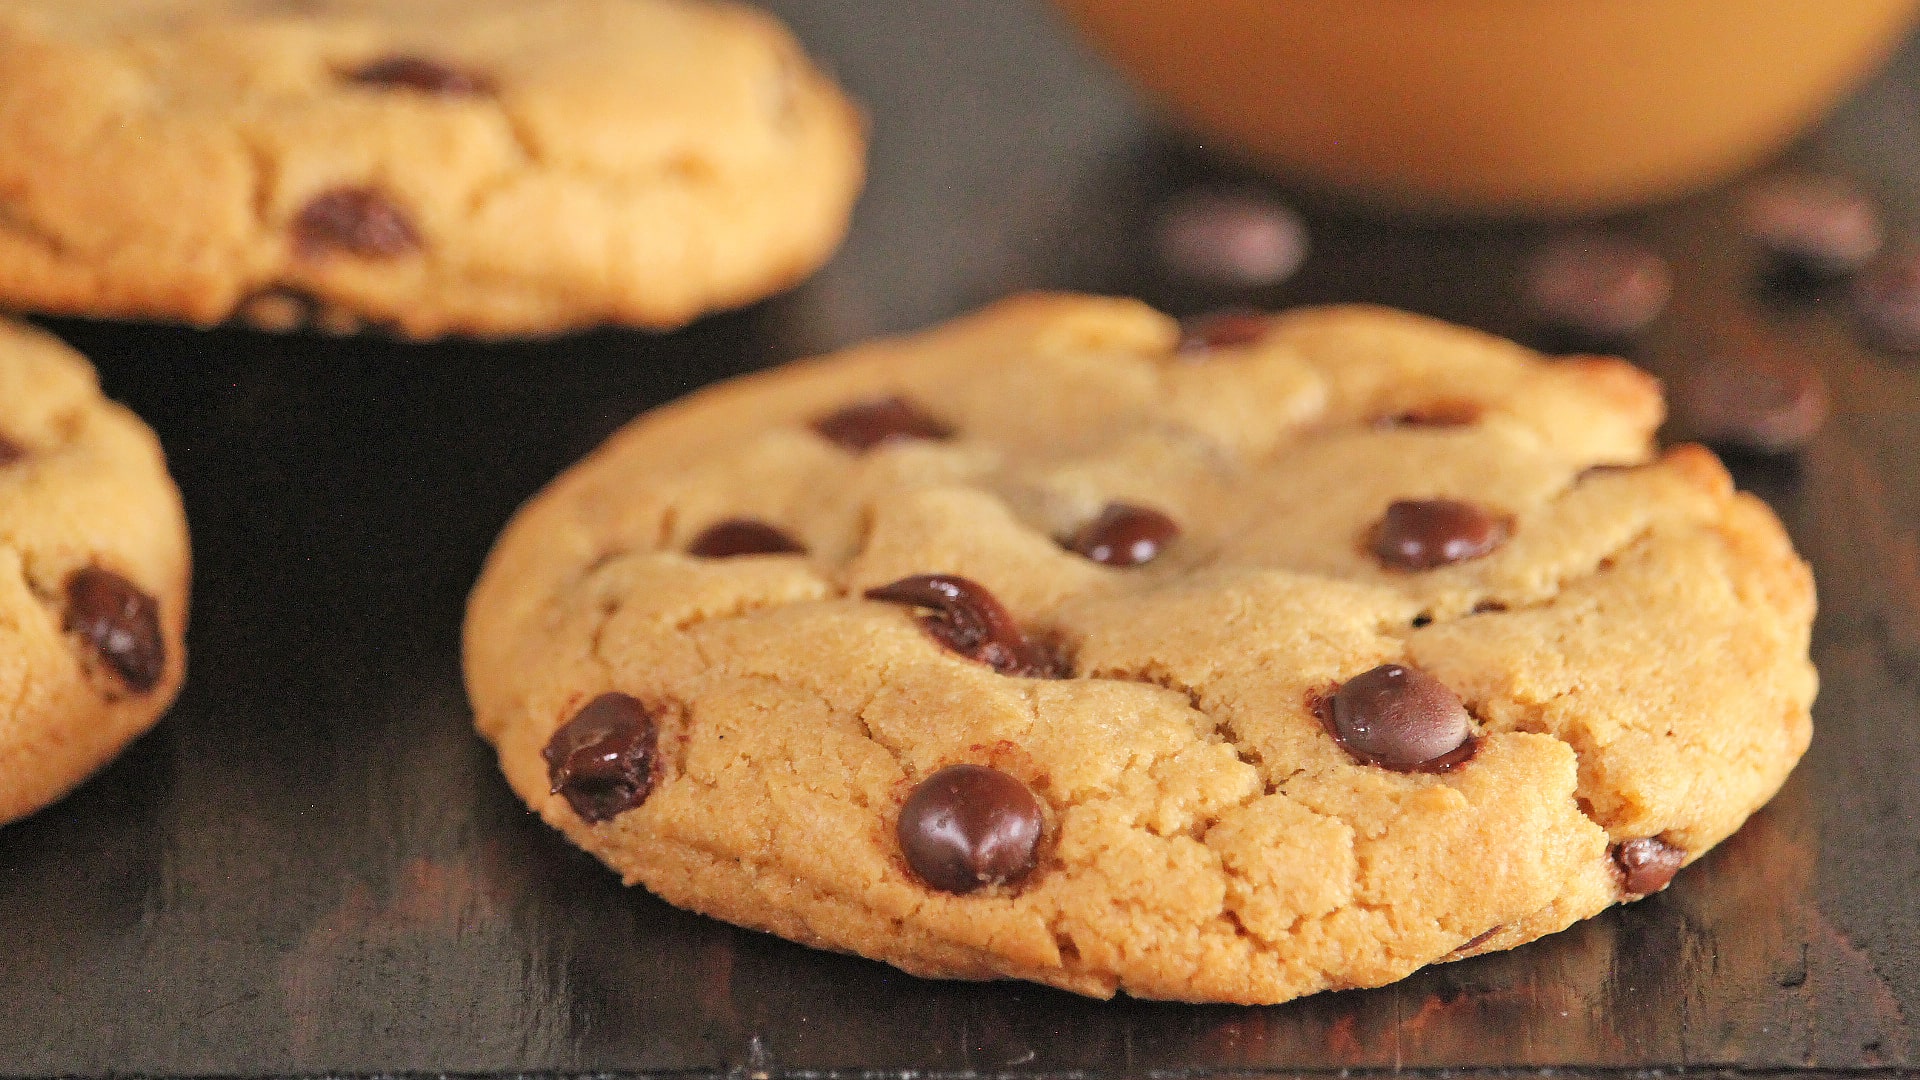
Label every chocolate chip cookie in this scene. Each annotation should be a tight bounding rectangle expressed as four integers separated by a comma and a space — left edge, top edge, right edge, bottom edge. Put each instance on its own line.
0, 320, 190, 825
464, 296, 1815, 1003
0, 0, 865, 339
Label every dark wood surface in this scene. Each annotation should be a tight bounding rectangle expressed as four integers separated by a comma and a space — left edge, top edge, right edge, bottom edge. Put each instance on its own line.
4, 2, 1919, 1075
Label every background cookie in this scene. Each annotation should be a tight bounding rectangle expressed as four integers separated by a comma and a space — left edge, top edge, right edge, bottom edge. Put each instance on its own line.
0, 0, 865, 339
0, 319, 190, 825
465, 295, 1815, 1003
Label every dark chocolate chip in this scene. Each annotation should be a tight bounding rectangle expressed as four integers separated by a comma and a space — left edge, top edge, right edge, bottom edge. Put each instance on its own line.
543, 692, 657, 824
293, 187, 421, 260
1372, 499, 1509, 570
1153, 191, 1308, 289
687, 519, 805, 558
865, 574, 1062, 678
1067, 503, 1179, 567
1614, 836, 1686, 895
1743, 173, 1883, 283
812, 396, 953, 451
64, 567, 164, 694
1378, 400, 1483, 428
1853, 249, 1920, 352
1177, 309, 1271, 355
1672, 355, 1828, 454
1522, 234, 1672, 337
349, 55, 491, 96
1453, 926, 1502, 954
898, 763, 1044, 893
0, 434, 22, 466
1326, 663, 1476, 771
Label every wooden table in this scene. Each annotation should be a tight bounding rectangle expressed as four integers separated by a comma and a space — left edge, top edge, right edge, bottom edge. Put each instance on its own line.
3, 1, 1916, 1075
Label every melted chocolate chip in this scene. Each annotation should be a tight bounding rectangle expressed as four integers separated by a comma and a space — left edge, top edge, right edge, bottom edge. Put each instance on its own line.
1379, 400, 1483, 428
543, 692, 657, 824
1372, 499, 1509, 570
1326, 663, 1476, 771
1522, 234, 1672, 337
1067, 503, 1179, 567
1743, 173, 1883, 283
1177, 309, 1271, 354
64, 567, 164, 693
1153, 191, 1308, 288
898, 764, 1044, 893
1453, 926, 1502, 954
349, 55, 490, 96
812, 397, 953, 451
687, 519, 805, 558
0, 434, 22, 466
865, 574, 1062, 678
293, 187, 421, 260
1614, 837, 1686, 895
1853, 249, 1920, 352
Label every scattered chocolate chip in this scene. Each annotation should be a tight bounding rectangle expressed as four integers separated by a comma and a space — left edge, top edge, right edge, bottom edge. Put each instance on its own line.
1067, 503, 1179, 567
1410, 613, 1433, 628
293, 187, 421, 260
1372, 499, 1509, 570
1614, 837, 1686, 895
0, 434, 22, 466
64, 567, 164, 694
1378, 400, 1483, 428
1853, 249, 1920, 352
865, 574, 1062, 678
898, 763, 1044, 893
1471, 599, 1509, 614
1522, 234, 1672, 337
687, 519, 805, 558
349, 55, 490, 96
1453, 926, 1502, 954
1672, 355, 1828, 454
1325, 663, 1476, 771
812, 396, 953, 451
1743, 173, 1883, 284
1177, 309, 1271, 355
543, 692, 657, 824
1153, 191, 1308, 289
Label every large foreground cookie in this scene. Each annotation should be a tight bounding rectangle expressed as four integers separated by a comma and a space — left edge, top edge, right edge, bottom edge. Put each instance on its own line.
465, 296, 1815, 1003
0, 321, 190, 825
0, 0, 864, 339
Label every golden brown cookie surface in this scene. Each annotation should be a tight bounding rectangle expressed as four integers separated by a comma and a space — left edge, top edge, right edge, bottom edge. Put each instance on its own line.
465, 296, 1815, 1003
0, 319, 190, 825
0, 0, 865, 338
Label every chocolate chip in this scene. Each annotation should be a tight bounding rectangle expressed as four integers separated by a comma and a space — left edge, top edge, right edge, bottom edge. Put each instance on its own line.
865, 574, 1062, 678
64, 567, 164, 694
1067, 503, 1179, 567
1377, 400, 1483, 428
1853, 249, 1920, 352
543, 692, 657, 824
1326, 663, 1476, 771
1177, 309, 1271, 355
293, 187, 421, 260
898, 764, 1044, 893
687, 519, 805, 558
1372, 499, 1509, 570
1743, 173, 1883, 283
1614, 837, 1686, 895
1453, 926, 1502, 954
349, 55, 490, 96
1672, 355, 1828, 454
1522, 234, 1672, 337
1153, 191, 1308, 289
0, 434, 22, 466
812, 396, 953, 451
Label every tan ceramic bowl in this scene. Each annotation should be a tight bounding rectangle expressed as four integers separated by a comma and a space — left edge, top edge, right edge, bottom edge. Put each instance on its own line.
1053, 0, 1920, 214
